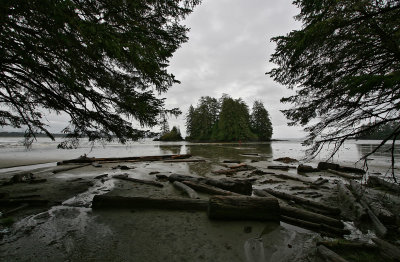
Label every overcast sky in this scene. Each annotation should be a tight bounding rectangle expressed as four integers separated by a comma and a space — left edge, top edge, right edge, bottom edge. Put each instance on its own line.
164, 0, 304, 139
1, 0, 305, 139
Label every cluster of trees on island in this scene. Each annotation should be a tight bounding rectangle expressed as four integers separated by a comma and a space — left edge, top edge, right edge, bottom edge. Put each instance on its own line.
185, 95, 272, 142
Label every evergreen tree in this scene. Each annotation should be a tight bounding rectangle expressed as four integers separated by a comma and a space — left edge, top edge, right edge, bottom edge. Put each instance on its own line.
268, 0, 400, 159
216, 96, 256, 141
1, 0, 200, 147
251, 101, 273, 141
190, 96, 219, 141
159, 126, 183, 141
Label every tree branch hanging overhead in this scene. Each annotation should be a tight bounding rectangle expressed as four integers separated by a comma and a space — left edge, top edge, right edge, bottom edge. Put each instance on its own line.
268, 0, 400, 173
0, 0, 200, 147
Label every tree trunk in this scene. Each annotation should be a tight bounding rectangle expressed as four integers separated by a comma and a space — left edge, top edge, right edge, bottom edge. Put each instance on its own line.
367, 176, 400, 193
317, 245, 350, 262
327, 169, 362, 179
58, 154, 192, 165
263, 188, 340, 214
208, 196, 280, 221
350, 180, 395, 224
337, 181, 368, 221
182, 180, 241, 196
164, 159, 206, 163
92, 195, 208, 210
168, 174, 252, 195
372, 238, 400, 261
281, 216, 349, 237
172, 181, 199, 199
113, 174, 164, 187
317, 240, 377, 251
280, 205, 344, 228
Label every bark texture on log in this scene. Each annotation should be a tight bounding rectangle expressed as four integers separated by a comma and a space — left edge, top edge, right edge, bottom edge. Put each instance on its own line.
327, 169, 362, 179
350, 180, 395, 225
172, 181, 199, 199
337, 181, 367, 221
208, 196, 280, 221
263, 188, 340, 214
318, 162, 365, 174
168, 174, 252, 195
372, 238, 400, 261
317, 245, 350, 262
113, 174, 164, 187
317, 240, 377, 251
281, 216, 349, 237
182, 181, 240, 196
367, 176, 400, 193
58, 154, 192, 165
92, 195, 208, 210
280, 205, 344, 228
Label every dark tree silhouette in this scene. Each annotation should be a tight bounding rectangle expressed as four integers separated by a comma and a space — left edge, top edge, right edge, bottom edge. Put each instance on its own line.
1, 0, 200, 147
268, 0, 400, 177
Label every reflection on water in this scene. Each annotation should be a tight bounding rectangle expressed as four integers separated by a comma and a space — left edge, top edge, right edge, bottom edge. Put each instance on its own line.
356, 143, 400, 160
158, 144, 183, 155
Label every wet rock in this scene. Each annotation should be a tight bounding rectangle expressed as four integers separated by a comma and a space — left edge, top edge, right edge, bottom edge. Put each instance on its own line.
149, 171, 160, 175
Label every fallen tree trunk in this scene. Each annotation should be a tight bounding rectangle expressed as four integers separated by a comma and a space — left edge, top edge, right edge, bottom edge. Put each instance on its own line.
372, 238, 400, 261
367, 176, 400, 193
168, 174, 252, 195
113, 174, 164, 188
271, 173, 311, 183
182, 180, 241, 196
173, 181, 199, 199
58, 154, 192, 165
164, 159, 206, 163
327, 169, 362, 179
317, 245, 350, 262
317, 240, 377, 251
267, 165, 295, 171
263, 188, 340, 214
350, 180, 395, 225
208, 196, 280, 221
253, 189, 343, 228
337, 181, 367, 221
281, 216, 349, 237
318, 162, 365, 174
92, 195, 208, 210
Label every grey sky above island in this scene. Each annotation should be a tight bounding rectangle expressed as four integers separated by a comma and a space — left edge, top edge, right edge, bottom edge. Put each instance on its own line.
164, 0, 304, 139
1, 0, 304, 139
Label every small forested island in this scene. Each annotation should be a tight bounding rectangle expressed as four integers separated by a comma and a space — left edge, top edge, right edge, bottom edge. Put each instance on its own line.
185, 95, 272, 142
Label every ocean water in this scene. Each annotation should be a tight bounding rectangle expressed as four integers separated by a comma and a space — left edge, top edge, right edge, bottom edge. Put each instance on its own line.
0, 137, 398, 176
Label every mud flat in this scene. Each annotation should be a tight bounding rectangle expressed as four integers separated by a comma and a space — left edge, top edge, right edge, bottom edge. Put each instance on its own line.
0, 153, 399, 262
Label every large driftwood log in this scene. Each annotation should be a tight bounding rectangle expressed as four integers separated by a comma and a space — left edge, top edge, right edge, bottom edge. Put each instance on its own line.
92, 195, 208, 210
253, 189, 343, 228
52, 164, 91, 174
263, 188, 341, 214
164, 159, 206, 163
327, 169, 362, 179
58, 154, 192, 165
317, 245, 350, 262
271, 173, 311, 183
113, 174, 164, 187
317, 240, 377, 251
337, 181, 367, 221
318, 162, 365, 174
182, 181, 241, 196
281, 216, 349, 237
267, 165, 296, 171
367, 176, 400, 193
172, 181, 199, 199
350, 180, 395, 224
208, 196, 280, 221
168, 174, 252, 195
372, 238, 400, 261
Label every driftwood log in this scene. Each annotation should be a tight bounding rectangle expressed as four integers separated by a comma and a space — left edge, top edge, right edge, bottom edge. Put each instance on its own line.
317, 245, 350, 262
281, 216, 349, 237
367, 176, 400, 193
297, 164, 319, 173
263, 188, 340, 214
372, 238, 400, 261
208, 196, 280, 221
92, 195, 208, 210
58, 154, 192, 165
350, 180, 395, 224
318, 162, 365, 174
337, 181, 367, 221
181, 180, 241, 196
317, 240, 377, 251
164, 159, 206, 163
172, 181, 199, 199
271, 173, 311, 184
167, 174, 252, 195
113, 174, 164, 188
326, 169, 362, 179
267, 165, 295, 171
